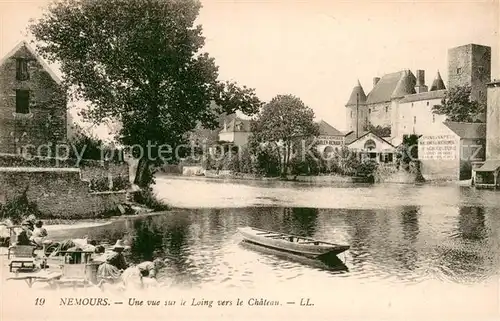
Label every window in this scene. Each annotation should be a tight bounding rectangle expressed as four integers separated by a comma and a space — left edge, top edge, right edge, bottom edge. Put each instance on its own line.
413, 116, 416, 124
369, 108, 371, 114
457, 67, 462, 74
16, 58, 29, 81
385, 106, 388, 113
411, 103, 413, 107
432, 114, 435, 123
426, 101, 429, 106
16, 90, 30, 114
350, 111, 353, 118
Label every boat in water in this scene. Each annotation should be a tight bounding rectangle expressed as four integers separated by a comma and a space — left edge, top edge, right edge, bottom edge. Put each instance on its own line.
238, 226, 349, 259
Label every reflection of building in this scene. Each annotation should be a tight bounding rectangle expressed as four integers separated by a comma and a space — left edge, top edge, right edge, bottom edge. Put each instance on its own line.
218, 115, 251, 147
0, 41, 67, 154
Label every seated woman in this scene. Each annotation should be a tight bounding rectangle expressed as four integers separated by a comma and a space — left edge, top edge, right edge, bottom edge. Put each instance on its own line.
31, 220, 48, 247
16, 222, 34, 246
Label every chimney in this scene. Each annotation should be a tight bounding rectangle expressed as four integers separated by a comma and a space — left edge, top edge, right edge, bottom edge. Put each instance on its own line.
373, 77, 380, 87
415, 69, 428, 93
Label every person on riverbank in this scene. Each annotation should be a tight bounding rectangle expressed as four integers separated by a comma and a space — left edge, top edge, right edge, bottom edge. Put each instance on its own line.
96, 240, 129, 287
31, 220, 48, 247
137, 258, 166, 279
16, 222, 33, 245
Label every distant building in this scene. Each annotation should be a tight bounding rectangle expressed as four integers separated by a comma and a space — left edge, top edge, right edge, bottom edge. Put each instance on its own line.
315, 120, 346, 155
418, 121, 485, 181
474, 80, 500, 188
345, 131, 396, 164
345, 43, 491, 147
218, 115, 251, 147
0, 41, 67, 154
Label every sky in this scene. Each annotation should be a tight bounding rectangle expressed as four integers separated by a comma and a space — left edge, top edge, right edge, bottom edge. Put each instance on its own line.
0, 0, 499, 137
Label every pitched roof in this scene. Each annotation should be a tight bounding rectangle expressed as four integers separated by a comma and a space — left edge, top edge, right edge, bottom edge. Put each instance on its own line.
346, 131, 396, 148
444, 121, 486, 139
344, 130, 369, 145
0, 40, 62, 85
365, 70, 415, 104
430, 71, 446, 91
220, 117, 251, 133
345, 80, 367, 106
399, 89, 447, 103
476, 160, 500, 172
317, 120, 344, 136
391, 70, 417, 99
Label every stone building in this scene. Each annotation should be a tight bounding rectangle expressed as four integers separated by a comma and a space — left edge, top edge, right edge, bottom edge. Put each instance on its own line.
474, 80, 500, 188
346, 43, 491, 147
448, 44, 491, 109
0, 41, 67, 155
218, 115, 251, 147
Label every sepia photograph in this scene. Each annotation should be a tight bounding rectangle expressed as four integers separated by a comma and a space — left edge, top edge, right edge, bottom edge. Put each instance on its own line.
0, 0, 499, 320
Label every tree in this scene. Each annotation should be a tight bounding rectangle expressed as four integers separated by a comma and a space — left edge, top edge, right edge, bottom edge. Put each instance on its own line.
250, 95, 319, 176
29, 0, 262, 188
432, 85, 485, 123
366, 124, 391, 137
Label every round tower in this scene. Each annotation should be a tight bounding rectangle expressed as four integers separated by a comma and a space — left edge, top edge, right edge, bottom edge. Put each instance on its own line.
345, 80, 367, 138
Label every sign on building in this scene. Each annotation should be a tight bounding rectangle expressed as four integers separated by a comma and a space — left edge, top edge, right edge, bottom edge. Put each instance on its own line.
317, 135, 344, 146
418, 135, 458, 160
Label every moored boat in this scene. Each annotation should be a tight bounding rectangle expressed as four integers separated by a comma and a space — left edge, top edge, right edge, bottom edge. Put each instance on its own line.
238, 226, 349, 259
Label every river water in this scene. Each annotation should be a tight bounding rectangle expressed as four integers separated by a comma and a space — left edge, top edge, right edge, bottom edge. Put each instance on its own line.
47, 176, 500, 319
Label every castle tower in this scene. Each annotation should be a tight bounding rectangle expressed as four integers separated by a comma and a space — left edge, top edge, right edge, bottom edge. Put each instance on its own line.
447, 44, 491, 106
486, 80, 500, 160
345, 80, 367, 138
430, 71, 446, 91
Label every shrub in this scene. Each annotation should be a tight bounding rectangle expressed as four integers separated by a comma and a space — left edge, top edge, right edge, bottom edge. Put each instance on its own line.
112, 175, 130, 191
89, 177, 110, 192
0, 189, 43, 224
133, 188, 170, 211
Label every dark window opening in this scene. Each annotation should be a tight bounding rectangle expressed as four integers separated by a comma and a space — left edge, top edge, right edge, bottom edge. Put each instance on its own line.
413, 116, 416, 124
16, 90, 30, 114
426, 101, 429, 106
16, 58, 29, 81
385, 106, 388, 113
457, 67, 462, 74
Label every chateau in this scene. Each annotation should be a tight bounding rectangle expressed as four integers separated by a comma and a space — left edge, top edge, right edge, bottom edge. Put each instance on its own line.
346, 44, 491, 146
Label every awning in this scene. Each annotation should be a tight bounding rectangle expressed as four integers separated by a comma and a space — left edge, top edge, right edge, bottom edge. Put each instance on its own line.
475, 160, 500, 172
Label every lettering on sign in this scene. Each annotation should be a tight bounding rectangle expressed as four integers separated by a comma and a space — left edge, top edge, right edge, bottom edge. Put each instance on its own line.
317, 136, 344, 146
418, 135, 457, 160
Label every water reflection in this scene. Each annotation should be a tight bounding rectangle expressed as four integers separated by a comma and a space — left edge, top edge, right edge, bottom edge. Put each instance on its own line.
46, 203, 500, 287
282, 207, 318, 237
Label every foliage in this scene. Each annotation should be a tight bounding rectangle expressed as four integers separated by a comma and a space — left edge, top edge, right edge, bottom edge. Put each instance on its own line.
250, 94, 319, 176
396, 134, 419, 170
432, 85, 485, 122
89, 177, 110, 192
0, 189, 43, 224
367, 124, 391, 137
356, 158, 379, 178
132, 187, 170, 211
30, 0, 262, 188
69, 123, 124, 162
112, 175, 130, 191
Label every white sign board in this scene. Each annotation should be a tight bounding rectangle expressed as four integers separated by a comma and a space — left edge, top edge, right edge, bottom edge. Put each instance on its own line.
418, 135, 458, 160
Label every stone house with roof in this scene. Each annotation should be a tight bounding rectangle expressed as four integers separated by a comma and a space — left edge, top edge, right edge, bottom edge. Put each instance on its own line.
0, 41, 67, 155
418, 121, 485, 181
218, 115, 252, 147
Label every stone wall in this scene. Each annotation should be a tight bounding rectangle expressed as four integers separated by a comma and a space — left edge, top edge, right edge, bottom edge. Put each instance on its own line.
0, 42, 67, 154
419, 159, 459, 181
0, 167, 126, 218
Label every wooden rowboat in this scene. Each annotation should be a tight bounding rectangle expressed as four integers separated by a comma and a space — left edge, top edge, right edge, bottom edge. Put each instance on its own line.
238, 226, 349, 259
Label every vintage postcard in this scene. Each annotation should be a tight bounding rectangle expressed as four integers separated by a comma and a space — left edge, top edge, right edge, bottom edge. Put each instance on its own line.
0, 0, 499, 320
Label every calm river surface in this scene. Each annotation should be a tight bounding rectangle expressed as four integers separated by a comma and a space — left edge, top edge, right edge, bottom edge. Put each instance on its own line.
48, 176, 500, 318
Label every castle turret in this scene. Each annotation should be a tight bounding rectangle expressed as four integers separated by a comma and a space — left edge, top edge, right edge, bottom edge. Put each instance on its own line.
430, 71, 446, 91
345, 80, 367, 138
